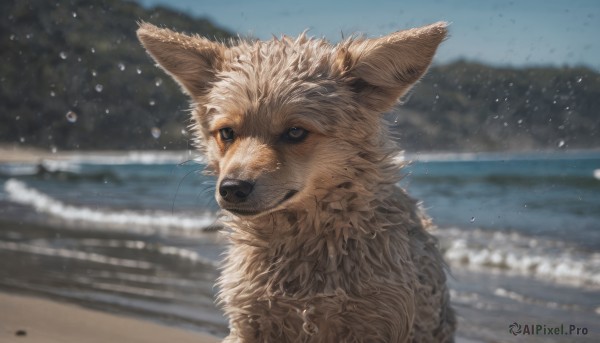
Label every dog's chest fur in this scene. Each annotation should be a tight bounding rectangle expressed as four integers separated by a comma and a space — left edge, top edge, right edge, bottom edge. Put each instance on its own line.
218, 186, 454, 342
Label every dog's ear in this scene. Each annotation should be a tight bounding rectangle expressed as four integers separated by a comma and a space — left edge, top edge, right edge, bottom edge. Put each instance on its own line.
137, 22, 225, 97
342, 22, 447, 113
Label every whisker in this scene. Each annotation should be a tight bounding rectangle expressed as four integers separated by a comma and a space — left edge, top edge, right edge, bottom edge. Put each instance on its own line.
171, 168, 204, 214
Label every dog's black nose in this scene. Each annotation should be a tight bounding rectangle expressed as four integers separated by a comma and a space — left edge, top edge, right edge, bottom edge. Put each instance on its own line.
219, 178, 254, 203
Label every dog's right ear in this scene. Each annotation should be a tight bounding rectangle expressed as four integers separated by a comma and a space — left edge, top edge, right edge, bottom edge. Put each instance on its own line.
136, 22, 225, 97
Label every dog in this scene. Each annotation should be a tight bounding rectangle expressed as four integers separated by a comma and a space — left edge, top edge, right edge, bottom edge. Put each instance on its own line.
138, 21, 455, 342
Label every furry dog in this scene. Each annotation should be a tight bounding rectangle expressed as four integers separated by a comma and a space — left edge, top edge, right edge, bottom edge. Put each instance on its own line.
138, 21, 455, 342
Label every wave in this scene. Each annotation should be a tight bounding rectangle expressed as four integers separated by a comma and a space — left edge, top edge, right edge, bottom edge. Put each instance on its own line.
436, 227, 600, 289
0, 151, 205, 178
4, 179, 217, 234
0, 241, 154, 269
78, 238, 220, 267
65, 150, 205, 165
406, 150, 600, 162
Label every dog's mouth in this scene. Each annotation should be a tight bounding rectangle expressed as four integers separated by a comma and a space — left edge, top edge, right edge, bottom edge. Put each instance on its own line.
225, 190, 298, 217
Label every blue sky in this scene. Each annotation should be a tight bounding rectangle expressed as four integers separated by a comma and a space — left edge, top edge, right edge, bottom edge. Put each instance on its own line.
137, 0, 600, 70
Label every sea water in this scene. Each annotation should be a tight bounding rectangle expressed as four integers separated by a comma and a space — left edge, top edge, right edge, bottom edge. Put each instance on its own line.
0, 150, 598, 342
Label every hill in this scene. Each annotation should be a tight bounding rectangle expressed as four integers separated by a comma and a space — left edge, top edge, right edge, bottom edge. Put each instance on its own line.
1, 0, 599, 152
397, 61, 600, 151
1, 0, 231, 151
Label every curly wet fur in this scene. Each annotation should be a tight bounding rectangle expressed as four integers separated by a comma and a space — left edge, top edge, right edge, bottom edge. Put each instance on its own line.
138, 22, 456, 342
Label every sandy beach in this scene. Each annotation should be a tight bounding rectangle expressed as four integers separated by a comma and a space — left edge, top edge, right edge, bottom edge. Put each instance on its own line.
0, 292, 220, 343
0, 146, 56, 163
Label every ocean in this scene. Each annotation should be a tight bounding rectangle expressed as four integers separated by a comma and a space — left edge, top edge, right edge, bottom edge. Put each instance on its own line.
0, 150, 599, 342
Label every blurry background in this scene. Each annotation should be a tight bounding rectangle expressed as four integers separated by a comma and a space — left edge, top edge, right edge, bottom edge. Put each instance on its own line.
1, 1, 599, 342
1, 0, 599, 152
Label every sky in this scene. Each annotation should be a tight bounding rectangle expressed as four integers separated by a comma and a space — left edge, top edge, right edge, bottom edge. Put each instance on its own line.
136, 0, 600, 70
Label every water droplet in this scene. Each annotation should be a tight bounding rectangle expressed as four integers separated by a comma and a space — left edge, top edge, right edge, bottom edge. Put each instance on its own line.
117, 62, 125, 71
155, 78, 163, 87
517, 119, 523, 124
77, 57, 81, 62
91, 70, 97, 77
15, 115, 20, 121
576, 77, 582, 83
181, 129, 187, 135
65, 110, 78, 123
149, 99, 156, 106
50, 90, 56, 97
95, 84, 103, 93
557, 139, 565, 148
25, 33, 32, 39
72, 12, 77, 18
9, 34, 15, 41
470, 217, 475, 223
105, 108, 110, 114
151, 127, 161, 139
495, 98, 499, 103
136, 67, 142, 74
503, 122, 508, 127
19, 137, 25, 143
59, 51, 68, 60
51, 146, 57, 154
90, 47, 95, 54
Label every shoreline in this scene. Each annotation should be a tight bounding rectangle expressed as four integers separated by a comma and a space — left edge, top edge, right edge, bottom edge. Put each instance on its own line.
1, 145, 598, 164
0, 291, 221, 343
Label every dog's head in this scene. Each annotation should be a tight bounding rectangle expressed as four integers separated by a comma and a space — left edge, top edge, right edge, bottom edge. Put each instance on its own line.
138, 23, 446, 218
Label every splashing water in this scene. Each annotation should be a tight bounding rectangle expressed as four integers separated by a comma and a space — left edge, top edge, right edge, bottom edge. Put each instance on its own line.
95, 84, 103, 93
118, 62, 125, 71
151, 127, 161, 139
59, 52, 68, 60
65, 111, 78, 123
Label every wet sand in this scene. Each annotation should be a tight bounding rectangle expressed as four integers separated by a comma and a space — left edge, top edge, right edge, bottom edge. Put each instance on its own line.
0, 292, 220, 343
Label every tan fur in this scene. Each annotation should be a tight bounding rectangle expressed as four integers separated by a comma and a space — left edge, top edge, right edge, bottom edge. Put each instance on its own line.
138, 22, 455, 342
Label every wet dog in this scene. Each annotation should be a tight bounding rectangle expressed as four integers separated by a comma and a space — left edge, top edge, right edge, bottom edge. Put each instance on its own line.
138, 21, 455, 342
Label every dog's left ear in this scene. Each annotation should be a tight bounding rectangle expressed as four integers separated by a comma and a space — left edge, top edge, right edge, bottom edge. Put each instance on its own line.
341, 22, 447, 113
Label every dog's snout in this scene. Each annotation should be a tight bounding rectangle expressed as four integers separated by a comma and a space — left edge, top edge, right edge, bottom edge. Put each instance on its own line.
219, 179, 254, 203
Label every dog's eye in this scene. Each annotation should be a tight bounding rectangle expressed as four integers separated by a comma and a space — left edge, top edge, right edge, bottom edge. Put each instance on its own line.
219, 127, 235, 141
282, 127, 308, 143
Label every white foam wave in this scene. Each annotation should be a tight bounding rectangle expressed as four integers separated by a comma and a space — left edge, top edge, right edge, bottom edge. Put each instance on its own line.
66, 150, 205, 165
435, 227, 600, 289
0, 241, 153, 269
78, 238, 220, 267
4, 179, 216, 234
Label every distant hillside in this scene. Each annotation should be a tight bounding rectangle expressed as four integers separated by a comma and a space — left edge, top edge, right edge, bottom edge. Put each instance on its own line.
0, 0, 232, 151
1, 0, 599, 152
398, 61, 600, 151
